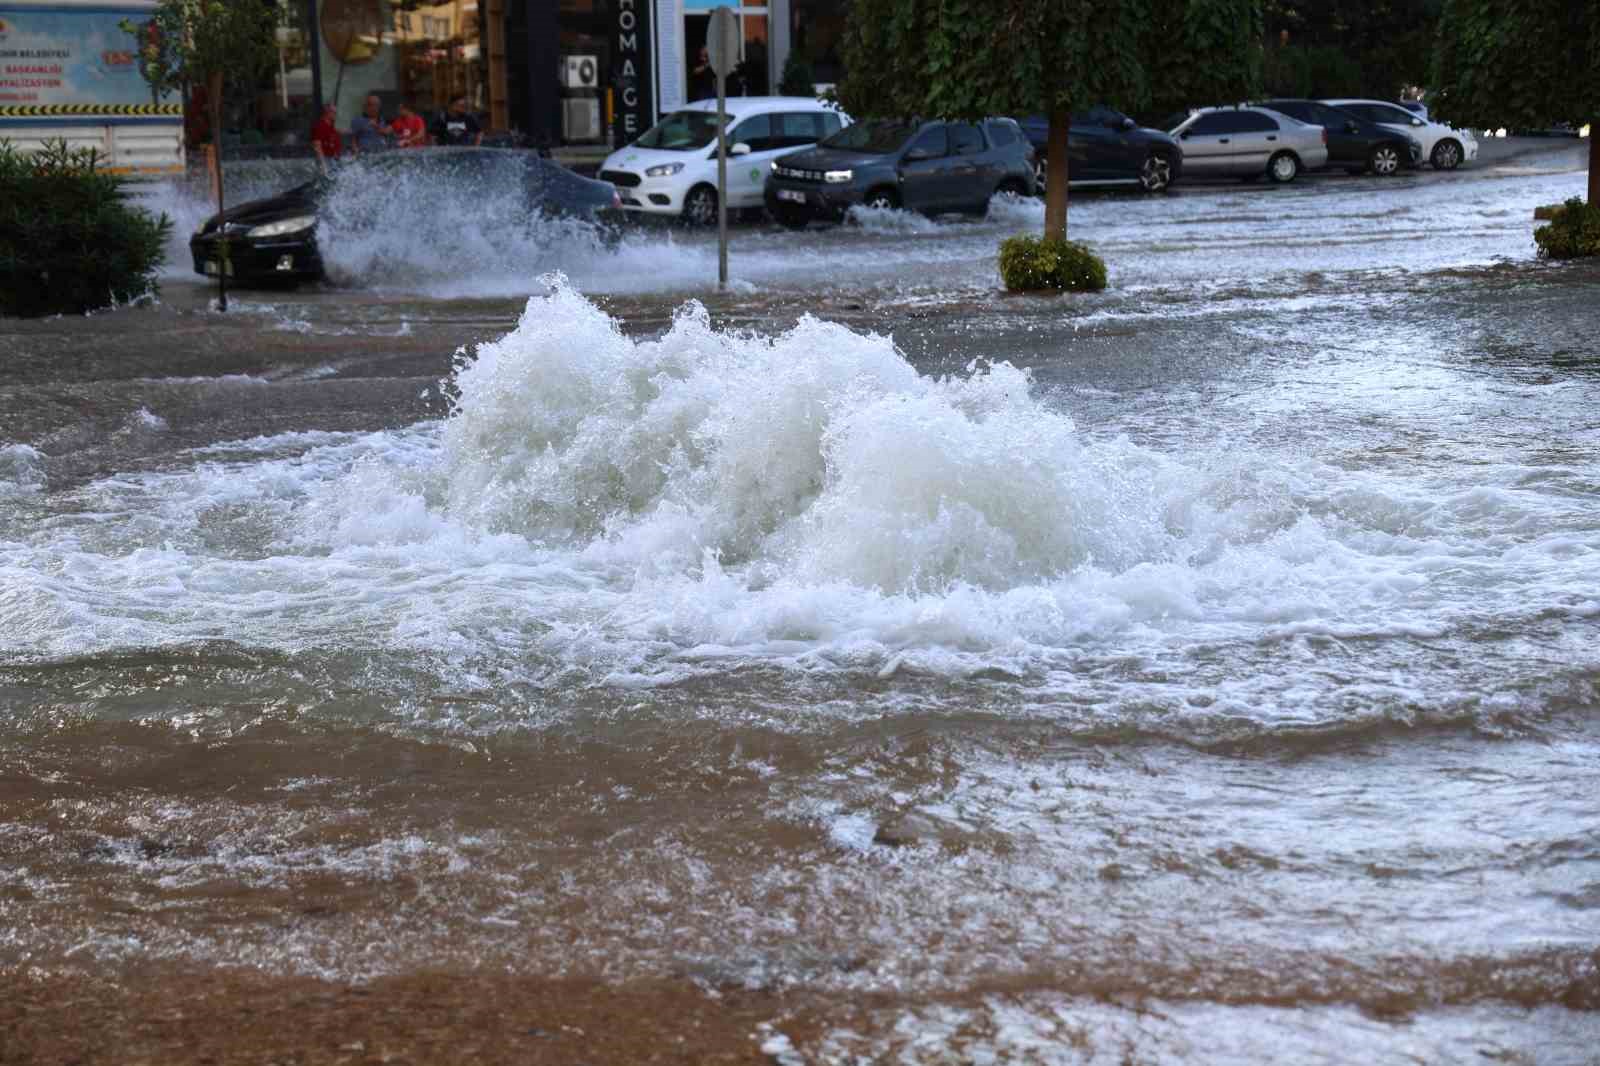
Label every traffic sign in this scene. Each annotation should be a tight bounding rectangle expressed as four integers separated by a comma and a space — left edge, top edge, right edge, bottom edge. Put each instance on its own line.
707, 6, 740, 77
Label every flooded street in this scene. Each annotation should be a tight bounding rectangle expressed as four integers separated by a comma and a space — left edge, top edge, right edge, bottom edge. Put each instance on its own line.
3, 137, 1599, 1063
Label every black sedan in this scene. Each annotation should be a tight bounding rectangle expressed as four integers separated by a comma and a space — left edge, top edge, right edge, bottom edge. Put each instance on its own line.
763, 118, 1034, 227
1017, 106, 1184, 193
1258, 99, 1421, 175
189, 148, 621, 286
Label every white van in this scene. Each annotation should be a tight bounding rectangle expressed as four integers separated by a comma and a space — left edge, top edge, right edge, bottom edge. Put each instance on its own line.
598, 96, 849, 224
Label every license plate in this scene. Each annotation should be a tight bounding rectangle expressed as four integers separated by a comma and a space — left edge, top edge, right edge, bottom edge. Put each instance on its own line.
204, 259, 234, 278
777, 189, 806, 204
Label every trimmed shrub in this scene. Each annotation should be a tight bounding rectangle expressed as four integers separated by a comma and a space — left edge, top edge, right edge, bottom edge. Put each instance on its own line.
998, 234, 1107, 292
1533, 197, 1600, 259
778, 50, 816, 97
0, 139, 171, 318
1532, 203, 1565, 221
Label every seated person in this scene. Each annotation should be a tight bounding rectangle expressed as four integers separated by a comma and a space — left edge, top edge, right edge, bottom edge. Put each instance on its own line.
431, 95, 483, 146
392, 99, 428, 147
349, 94, 392, 153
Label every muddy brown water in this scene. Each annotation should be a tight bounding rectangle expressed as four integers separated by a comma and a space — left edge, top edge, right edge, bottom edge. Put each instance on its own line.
3, 137, 1599, 1063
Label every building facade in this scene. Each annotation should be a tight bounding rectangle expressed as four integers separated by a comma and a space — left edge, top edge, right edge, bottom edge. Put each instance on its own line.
266, 0, 847, 151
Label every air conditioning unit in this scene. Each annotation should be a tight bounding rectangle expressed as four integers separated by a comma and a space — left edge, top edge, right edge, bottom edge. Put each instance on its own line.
562, 54, 599, 89
563, 97, 601, 141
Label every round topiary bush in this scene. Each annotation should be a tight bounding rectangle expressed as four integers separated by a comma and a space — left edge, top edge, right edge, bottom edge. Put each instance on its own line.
998, 234, 1107, 292
1533, 198, 1600, 259
0, 139, 171, 318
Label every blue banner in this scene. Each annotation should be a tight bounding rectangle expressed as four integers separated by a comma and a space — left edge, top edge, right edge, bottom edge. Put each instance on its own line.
0, 5, 180, 116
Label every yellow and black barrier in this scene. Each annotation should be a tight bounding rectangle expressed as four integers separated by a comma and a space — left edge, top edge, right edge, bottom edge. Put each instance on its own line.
0, 103, 182, 117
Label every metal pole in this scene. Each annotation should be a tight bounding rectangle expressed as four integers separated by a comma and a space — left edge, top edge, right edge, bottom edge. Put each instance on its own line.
716, 69, 727, 291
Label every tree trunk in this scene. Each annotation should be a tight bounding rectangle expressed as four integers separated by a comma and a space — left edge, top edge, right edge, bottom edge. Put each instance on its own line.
1590, 125, 1598, 205
1045, 106, 1069, 242
209, 70, 228, 312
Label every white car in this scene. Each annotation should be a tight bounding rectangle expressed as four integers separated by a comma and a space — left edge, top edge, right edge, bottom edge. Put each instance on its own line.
599, 97, 851, 225
1321, 98, 1478, 170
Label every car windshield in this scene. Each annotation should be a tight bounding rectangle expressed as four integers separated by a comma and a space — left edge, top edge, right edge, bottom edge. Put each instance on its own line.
635, 110, 726, 151
820, 120, 917, 154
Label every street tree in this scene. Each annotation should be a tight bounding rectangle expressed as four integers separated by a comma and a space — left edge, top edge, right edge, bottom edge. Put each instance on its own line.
1432, 0, 1599, 205
123, 0, 281, 309
836, 0, 1262, 244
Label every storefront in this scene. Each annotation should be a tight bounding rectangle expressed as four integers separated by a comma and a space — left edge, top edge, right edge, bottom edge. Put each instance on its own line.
264, 0, 845, 153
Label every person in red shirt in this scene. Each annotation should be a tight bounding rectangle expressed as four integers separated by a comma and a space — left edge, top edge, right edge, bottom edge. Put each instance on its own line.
311, 103, 343, 161
391, 99, 427, 148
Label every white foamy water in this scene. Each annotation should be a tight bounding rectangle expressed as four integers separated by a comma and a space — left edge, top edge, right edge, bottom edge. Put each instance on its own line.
2, 278, 1596, 737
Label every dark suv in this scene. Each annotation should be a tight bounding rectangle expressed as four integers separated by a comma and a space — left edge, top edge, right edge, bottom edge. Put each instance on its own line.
1259, 98, 1421, 175
763, 117, 1034, 227
1017, 106, 1184, 192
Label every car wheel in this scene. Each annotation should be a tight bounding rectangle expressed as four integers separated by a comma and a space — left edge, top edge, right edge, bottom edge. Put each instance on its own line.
1137, 153, 1172, 193
1369, 144, 1402, 176
1267, 151, 1299, 184
774, 206, 810, 230
682, 185, 718, 226
1431, 138, 1463, 170
863, 188, 899, 211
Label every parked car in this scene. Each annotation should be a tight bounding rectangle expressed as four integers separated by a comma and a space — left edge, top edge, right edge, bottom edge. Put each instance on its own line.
1320, 98, 1478, 170
1016, 106, 1183, 192
598, 97, 850, 225
1259, 98, 1421, 175
1167, 106, 1328, 183
763, 117, 1034, 228
188, 148, 619, 286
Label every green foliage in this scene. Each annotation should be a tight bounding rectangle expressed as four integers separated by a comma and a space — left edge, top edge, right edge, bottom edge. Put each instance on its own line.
1263, 44, 1364, 99
998, 235, 1107, 292
1263, 0, 1439, 99
121, 0, 281, 103
1431, 0, 1599, 130
1533, 198, 1600, 259
778, 49, 816, 97
0, 140, 172, 318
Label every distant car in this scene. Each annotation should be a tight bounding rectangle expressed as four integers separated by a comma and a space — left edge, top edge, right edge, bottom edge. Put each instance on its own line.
1015, 106, 1183, 192
598, 97, 850, 225
188, 148, 619, 286
763, 117, 1034, 228
1168, 106, 1328, 183
1321, 98, 1478, 170
1259, 98, 1421, 175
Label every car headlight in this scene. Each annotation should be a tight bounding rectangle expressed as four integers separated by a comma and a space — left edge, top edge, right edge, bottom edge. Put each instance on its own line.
645, 162, 684, 177
246, 215, 316, 238
824, 169, 853, 184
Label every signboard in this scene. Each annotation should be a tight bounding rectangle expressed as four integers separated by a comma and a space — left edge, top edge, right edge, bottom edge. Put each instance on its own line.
705, 5, 737, 78
654, 0, 681, 112
612, 0, 651, 143
0, 5, 180, 119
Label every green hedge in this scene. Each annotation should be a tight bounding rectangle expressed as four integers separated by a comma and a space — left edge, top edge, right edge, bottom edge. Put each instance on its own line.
998, 235, 1107, 292
0, 139, 171, 318
1533, 198, 1600, 259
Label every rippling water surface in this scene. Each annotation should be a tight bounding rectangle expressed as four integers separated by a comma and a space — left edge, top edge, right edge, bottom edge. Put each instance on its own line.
3, 140, 1599, 1062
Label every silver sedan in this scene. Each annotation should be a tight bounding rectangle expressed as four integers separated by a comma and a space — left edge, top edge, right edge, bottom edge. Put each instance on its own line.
1169, 106, 1329, 183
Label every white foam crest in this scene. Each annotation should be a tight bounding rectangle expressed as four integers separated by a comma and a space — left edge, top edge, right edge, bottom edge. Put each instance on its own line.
431, 277, 1175, 592
313, 157, 714, 297
0, 444, 47, 497
984, 192, 1046, 228
845, 204, 944, 234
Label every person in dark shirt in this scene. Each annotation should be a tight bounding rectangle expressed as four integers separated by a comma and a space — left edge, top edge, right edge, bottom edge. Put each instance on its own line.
689, 46, 715, 102
432, 96, 483, 146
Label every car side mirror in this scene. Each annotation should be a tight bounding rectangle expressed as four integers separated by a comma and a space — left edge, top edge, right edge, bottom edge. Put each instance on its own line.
1411, 118, 1424, 126
1178, 131, 1190, 140
1119, 117, 1136, 131
730, 142, 751, 156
